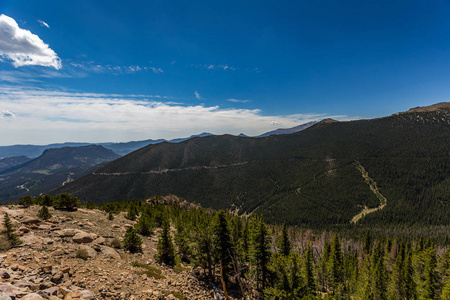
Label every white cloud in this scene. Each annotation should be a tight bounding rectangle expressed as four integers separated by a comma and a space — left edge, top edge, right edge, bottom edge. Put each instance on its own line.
70, 62, 163, 74
1, 110, 15, 118
270, 121, 282, 126
37, 19, 50, 28
0, 86, 352, 145
194, 91, 202, 100
0, 15, 61, 69
194, 64, 237, 71
147, 67, 163, 73
227, 98, 250, 103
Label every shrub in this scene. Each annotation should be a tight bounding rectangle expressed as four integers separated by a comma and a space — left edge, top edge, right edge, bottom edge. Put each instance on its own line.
110, 238, 122, 249
37, 194, 53, 206
125, 206, 137, 221
123, 227, 142, 253
174, 262, 189, 274
85, 202, 97, 209
37, 205, 52, 220
76, 249, 89, 260
165, 291, 184, 300
107, 211, 114, 220
53, 193, 80, 210
17, 196, 34, 207
132, 262, 165, 279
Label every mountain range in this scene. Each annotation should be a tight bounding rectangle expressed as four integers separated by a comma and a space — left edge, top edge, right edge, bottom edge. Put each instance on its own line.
255, 121, 318, 137
0, 124, 316, 203
0, 145, 119, 202
0, 123, 317, 159
0, 133, 209, 159
53, 103, 450, 227
0, 156, 32, 173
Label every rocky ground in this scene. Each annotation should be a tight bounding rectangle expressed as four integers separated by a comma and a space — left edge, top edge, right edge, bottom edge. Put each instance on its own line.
0, 205, 232, 300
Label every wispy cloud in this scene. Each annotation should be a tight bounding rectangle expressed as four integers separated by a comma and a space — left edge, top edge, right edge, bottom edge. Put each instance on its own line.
194, 91, 202, 100
37, 19, 50, 28
193, 64, 237, 71
0, 69, 74, 83
0, 15, 61, 69
0, 110, 15, 118
227, 98, 251, 103
0, 86, 352, 145
270, 121, 282, 126
70, 62, 163, 74
191, 64, 261, 73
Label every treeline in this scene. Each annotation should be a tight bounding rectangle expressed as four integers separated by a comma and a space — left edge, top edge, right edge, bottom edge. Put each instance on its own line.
98, 197, 450, 299
17, 193, 80, 210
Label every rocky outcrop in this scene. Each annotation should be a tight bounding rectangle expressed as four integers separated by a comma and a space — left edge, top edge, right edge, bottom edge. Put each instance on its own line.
72, 232, 97, 244
0, 205, 235, 300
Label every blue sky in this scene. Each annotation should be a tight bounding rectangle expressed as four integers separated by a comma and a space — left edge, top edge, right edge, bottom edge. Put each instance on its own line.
1, 0, 450, 145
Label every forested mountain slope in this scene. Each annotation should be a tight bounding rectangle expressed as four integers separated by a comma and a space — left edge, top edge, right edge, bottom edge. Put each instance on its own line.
0, 156, 32, 173
55, 103, 450, 227
0, 145, 119, 202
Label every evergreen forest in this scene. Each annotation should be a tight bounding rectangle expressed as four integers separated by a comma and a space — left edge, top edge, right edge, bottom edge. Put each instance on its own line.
27, 194, 450, 300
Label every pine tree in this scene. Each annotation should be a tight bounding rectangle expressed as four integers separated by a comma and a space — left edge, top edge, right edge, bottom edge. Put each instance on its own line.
363, 231, 373, 254
125, 205, 137, 221
250, 217, 271, 292
318, 240, 331, 292
371, 242, 387, 300
304, 242, 316, 295
156, 219, 175, 265
135, 212, 154, 236
441, 248, 450, 300
265, 253, 291, 297
107, 211, 114, 220
344, 248, 359, 296
240, 219, 250, 262
174, 220, 191, 263
37, 205, 52, 220
122, 227, 142, 253
212, 210, 233, 284
328, 234, 344, 293
422, 248, 437, 300
276, 223, 291, 257
403, 250, 416, 300
2, 213, 21, 248
194, 223, 214, 278
290, 253, 302, 295
388, 243, 405, 300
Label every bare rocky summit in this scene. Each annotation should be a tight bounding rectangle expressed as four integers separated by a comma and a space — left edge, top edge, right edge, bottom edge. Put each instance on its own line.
0, 205, 227, 300
405, 102, 450, 113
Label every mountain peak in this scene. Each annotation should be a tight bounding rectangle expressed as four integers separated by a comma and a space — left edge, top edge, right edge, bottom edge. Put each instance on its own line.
319, 118, 339, 124
257, 121, 318, 137
405, 102, 450, 113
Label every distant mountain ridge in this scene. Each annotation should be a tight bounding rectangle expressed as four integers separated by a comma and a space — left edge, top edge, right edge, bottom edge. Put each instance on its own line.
54, 103, 450, 227
0, 122, 316, 159
0, 156, 32, 173
0, 145, 119, 202
0, 133, 213, 159
256, 121, 318, 137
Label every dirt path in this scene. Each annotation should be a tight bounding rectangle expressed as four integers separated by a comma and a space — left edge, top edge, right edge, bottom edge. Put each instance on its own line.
350, 161, 387, 224
92, 161, 249, 176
